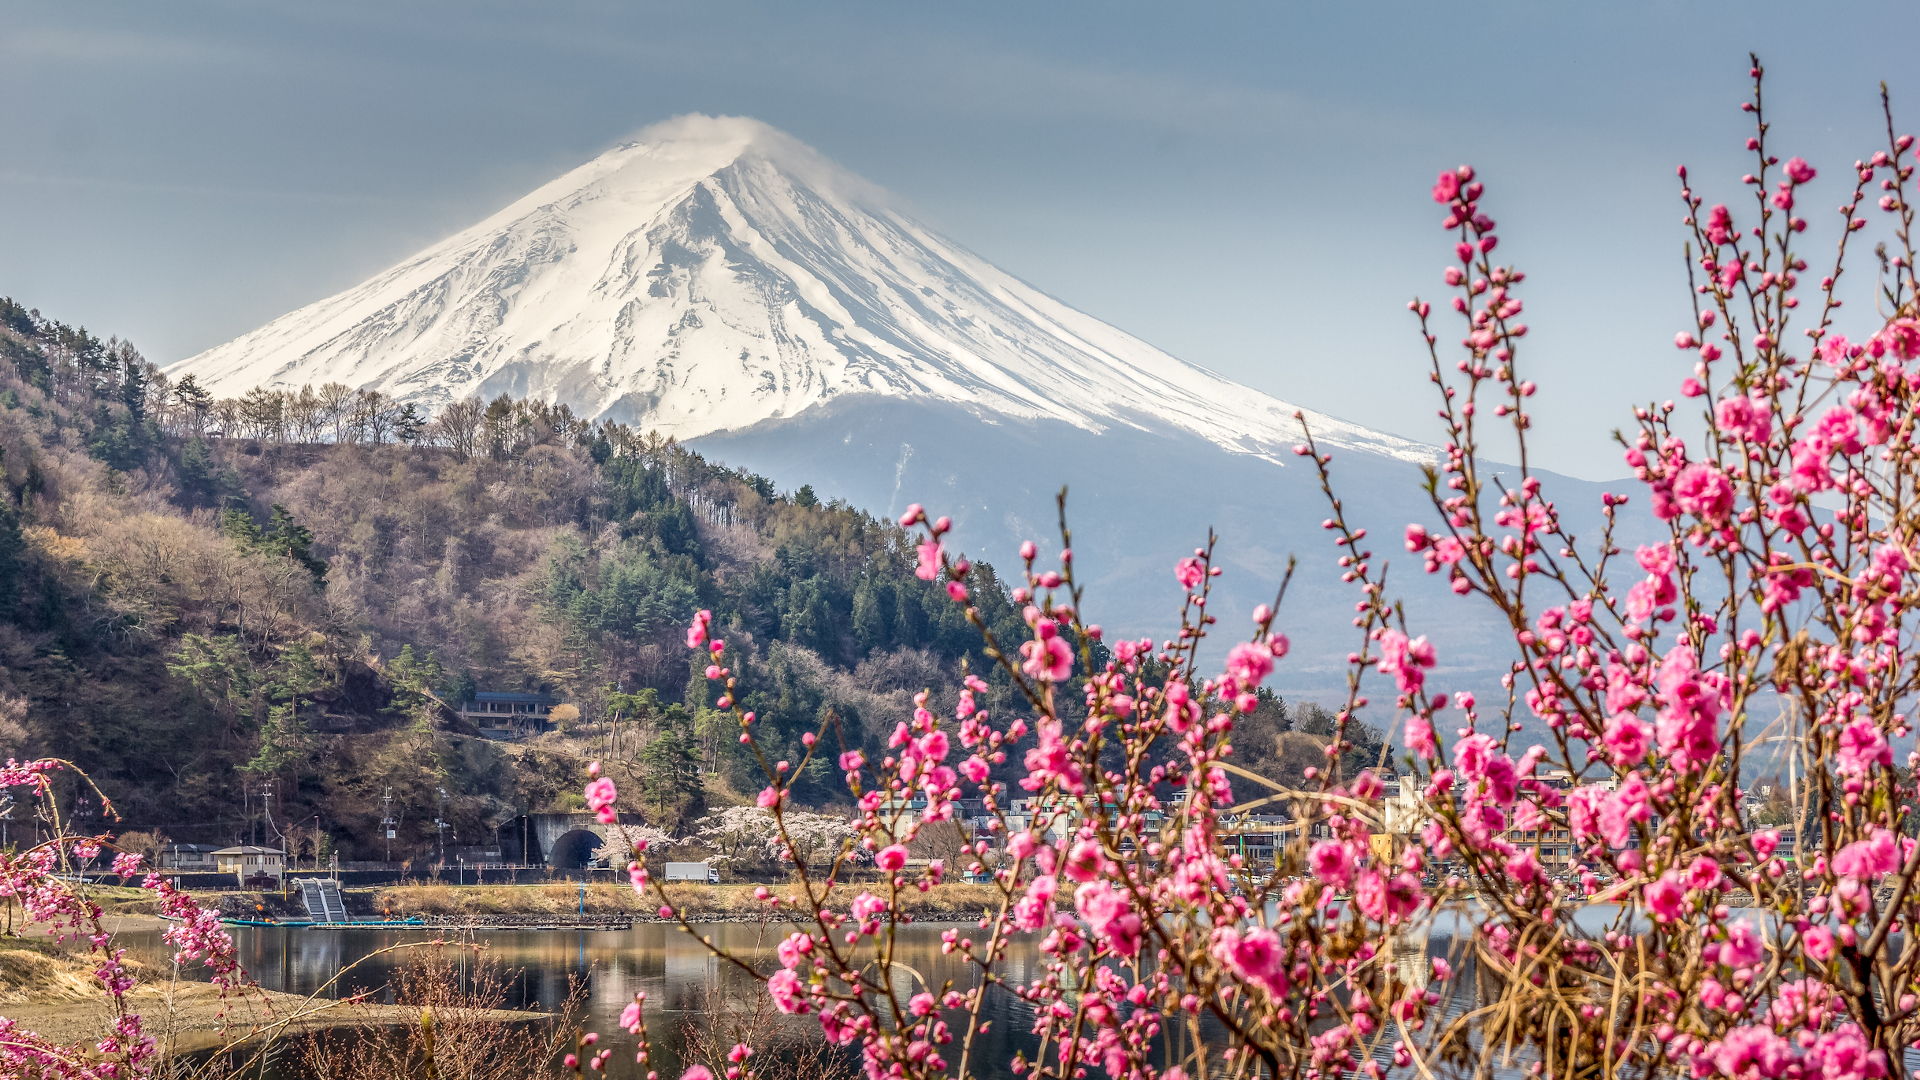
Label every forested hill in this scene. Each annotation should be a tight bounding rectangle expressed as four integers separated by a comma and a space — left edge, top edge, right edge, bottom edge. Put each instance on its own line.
0, 298, 1375, 860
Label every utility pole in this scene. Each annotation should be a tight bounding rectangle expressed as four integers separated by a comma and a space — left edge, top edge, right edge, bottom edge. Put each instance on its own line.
381, 789, 395, 864
435, 787, 448, 869
260, 781, 277, 851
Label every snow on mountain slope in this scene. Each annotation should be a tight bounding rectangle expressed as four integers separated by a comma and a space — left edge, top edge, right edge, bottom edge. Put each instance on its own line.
169, 115, 1433, 466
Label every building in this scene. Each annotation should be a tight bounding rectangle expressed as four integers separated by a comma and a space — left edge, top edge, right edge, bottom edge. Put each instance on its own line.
211, 845, 286, 887
1534, 769, 1578, 791
1380, 776, 1431, 836
1221, 814, 1300, 865
1506, 826, 1577, 870
457, 691, 562, 740
1006, 796, 1077, 844
159, 843, 221, 871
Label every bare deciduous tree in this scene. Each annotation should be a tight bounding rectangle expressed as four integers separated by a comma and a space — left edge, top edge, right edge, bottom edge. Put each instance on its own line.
433, 396, 485, 461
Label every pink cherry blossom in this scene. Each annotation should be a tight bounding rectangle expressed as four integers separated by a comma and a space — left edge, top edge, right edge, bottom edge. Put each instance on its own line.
1803, 926, 1835, 962
767, 968, 806, 1013
1721, 921, 1765, 967
1404, 714, 1436, 760
1643, 873, 1686, 923
1672, 462, 1735, 523
1020, 624, 1074, 682
915, 539, 944, 581
1174, 557, 1205, 590
1224, 641, 1274, 689
1309, 840, 1355, 887
1377, 629, 1436, 692
1684, 855, 1723, 892
1835, 717, 1891, 776
1602, 714, 1651, 765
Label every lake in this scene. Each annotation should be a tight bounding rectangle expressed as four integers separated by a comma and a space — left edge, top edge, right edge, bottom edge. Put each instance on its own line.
107, 904, 1649, 1079
114, 919, 1051, 1079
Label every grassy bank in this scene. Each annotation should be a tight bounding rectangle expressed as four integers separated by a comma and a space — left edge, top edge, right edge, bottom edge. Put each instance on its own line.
0, 957, 546, 1057
365, 881, 1005, 920
0, 938, 111, 1004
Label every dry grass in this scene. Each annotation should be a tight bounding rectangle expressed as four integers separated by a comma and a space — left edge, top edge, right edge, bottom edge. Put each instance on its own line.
678, 972, 859, 1080
297, 945, 581, 1080
369, 882, 650, 916
367, 881, 1005, 918
0, 940, 105, 1004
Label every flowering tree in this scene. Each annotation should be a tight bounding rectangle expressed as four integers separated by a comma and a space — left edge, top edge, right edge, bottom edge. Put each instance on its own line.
599, 61, 1916, 1080
688, 806, 861, 875
0, 759, 243, 1078
0, 761, 489, 1079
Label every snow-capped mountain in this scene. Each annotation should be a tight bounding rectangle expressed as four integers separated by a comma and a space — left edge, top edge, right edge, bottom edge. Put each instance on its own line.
173, 115, 1645, 699
170, 115, 1429, 467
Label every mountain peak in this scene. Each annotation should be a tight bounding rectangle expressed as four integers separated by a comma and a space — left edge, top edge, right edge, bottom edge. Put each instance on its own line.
168, 118, 1434, 466
622, 114, 838, 176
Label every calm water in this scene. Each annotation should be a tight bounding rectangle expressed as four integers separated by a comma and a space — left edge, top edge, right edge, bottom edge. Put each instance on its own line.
113, 919, 1054, 1079
107, 905, 1647, 1079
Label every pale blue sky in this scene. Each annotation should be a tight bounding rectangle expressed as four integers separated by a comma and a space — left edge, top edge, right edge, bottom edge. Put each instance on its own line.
2, 1, 1915, 478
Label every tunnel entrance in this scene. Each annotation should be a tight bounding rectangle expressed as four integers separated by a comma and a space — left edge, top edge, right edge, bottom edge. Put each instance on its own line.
547, 829, 604, 870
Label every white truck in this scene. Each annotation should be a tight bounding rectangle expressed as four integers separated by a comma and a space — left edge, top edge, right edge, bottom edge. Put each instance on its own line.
664, 862, 719, 884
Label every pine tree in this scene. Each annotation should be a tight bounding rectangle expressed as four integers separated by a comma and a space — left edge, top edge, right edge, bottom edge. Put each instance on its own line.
262, 504, 328, 585
395, 403, 427, 444
851, 578, 891, 655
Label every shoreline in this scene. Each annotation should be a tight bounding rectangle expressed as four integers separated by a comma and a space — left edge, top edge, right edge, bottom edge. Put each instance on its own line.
1, 982, 548, 1057
0, 924, 546, 1056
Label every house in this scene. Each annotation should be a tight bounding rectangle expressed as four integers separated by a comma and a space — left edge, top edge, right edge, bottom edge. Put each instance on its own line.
159, 843, 221, 871
457, 691, 562, 740
876, 794, 929, 816
1222, 814, 1299, 865
1006, 796, 1075, 843
211, 845, 286, 887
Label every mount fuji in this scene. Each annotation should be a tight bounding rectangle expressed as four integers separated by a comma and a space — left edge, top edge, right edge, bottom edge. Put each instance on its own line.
171, 115, 1625, 696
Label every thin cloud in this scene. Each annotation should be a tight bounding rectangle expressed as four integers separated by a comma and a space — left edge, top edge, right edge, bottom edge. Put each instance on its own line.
0, 168, 450, 207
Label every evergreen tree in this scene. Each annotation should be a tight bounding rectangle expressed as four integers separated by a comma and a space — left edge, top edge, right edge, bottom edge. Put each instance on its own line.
220, 504, 328, 585
0, 486, 21, 622
395, 403, 427, 444
262, 504, 329, 585
443, 668, 479, 708
176, 437, 215, 502
119, 353, 147, 422
851, 578, 892, 655
173, 375, 214, 433
638, 719, 706, 829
